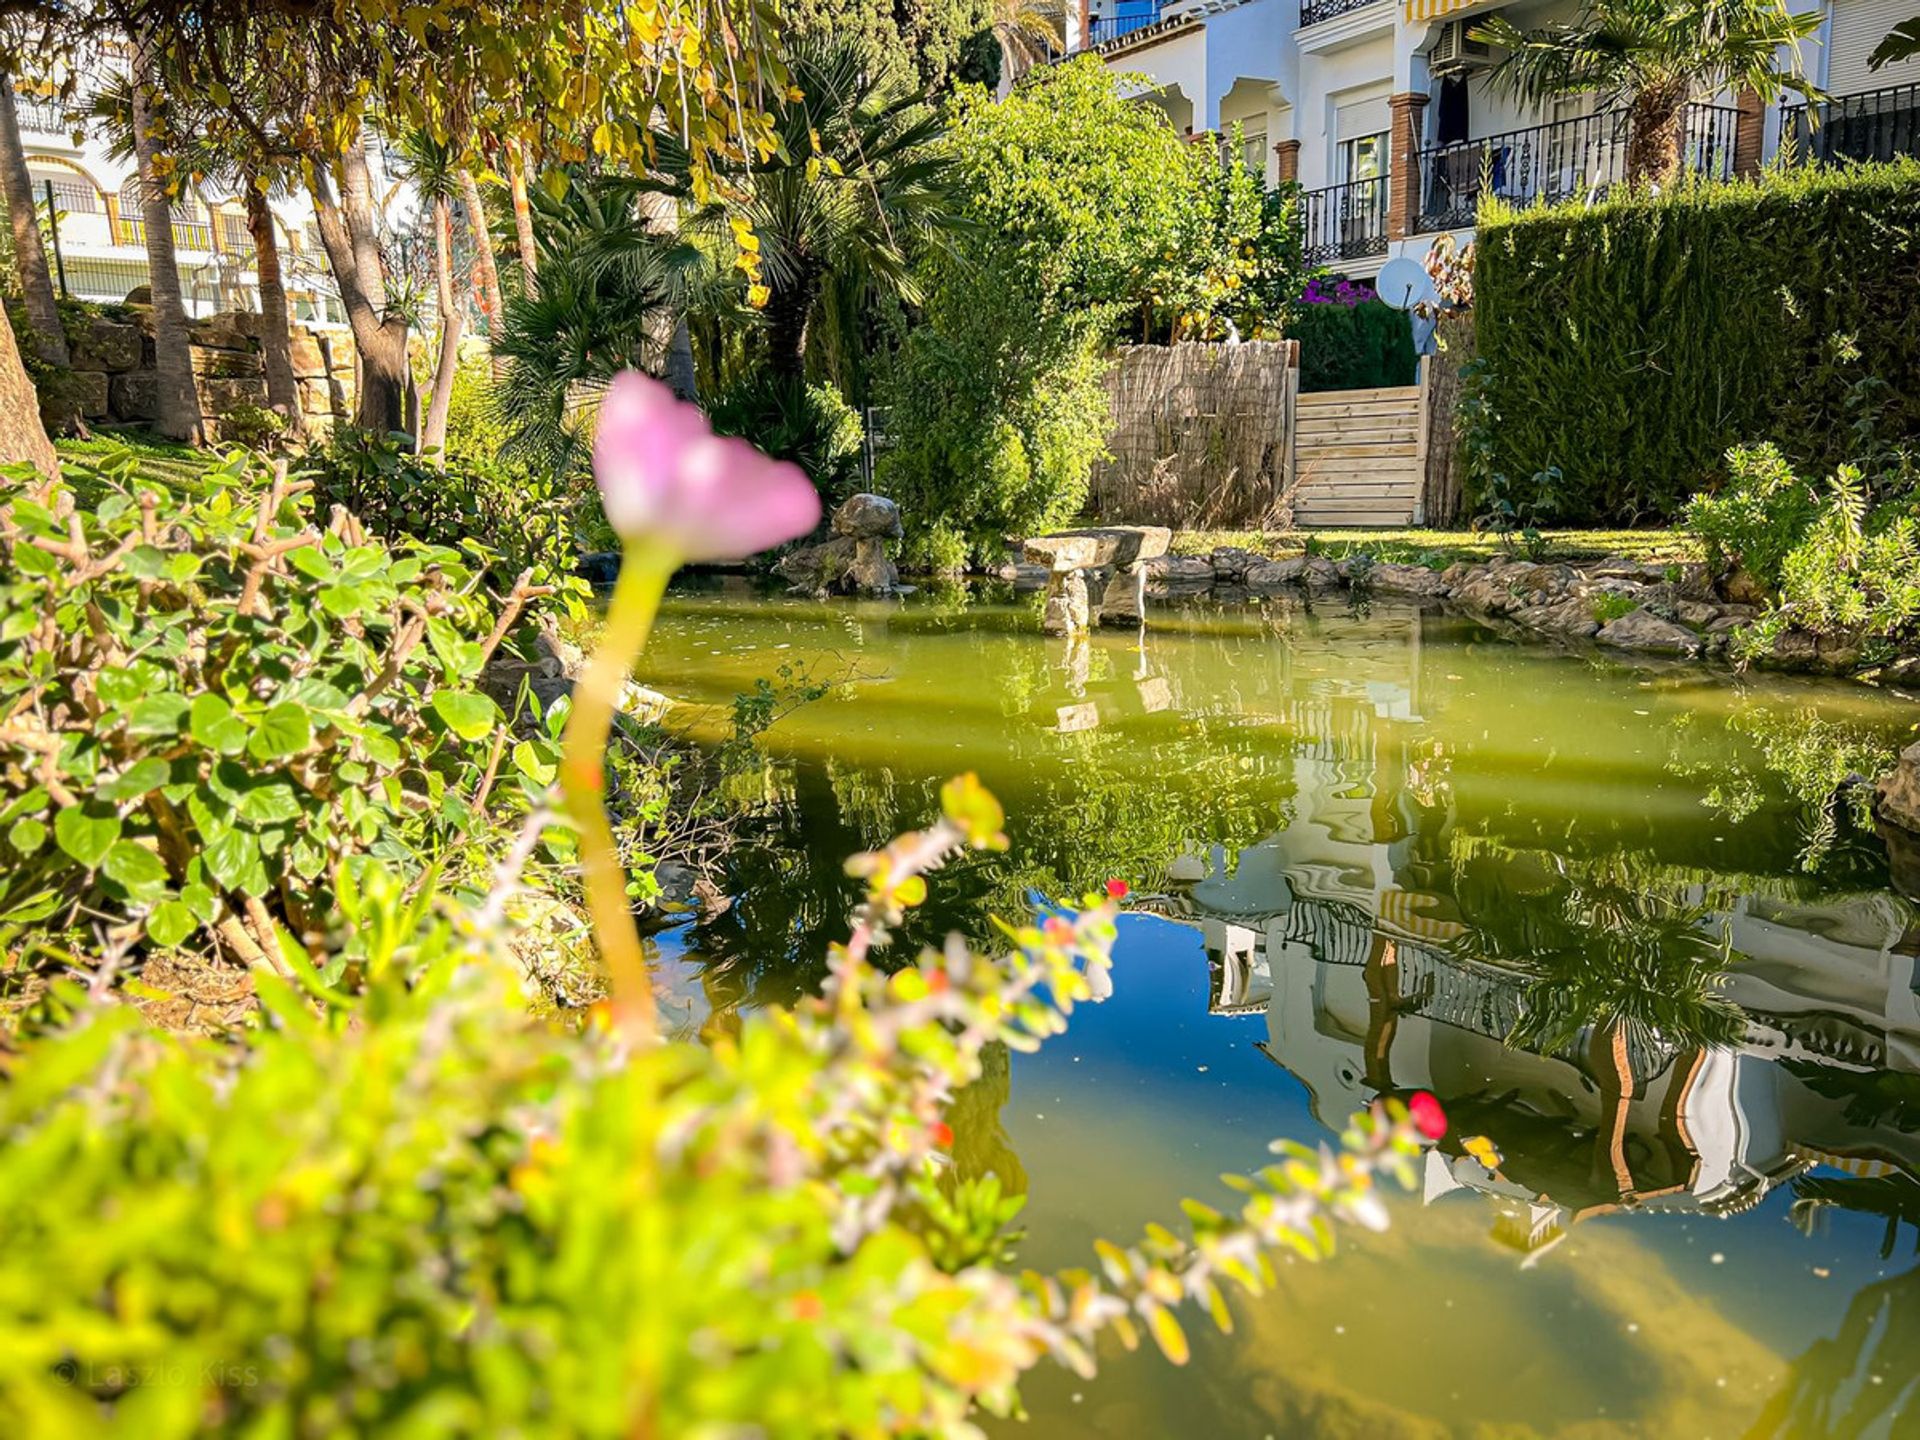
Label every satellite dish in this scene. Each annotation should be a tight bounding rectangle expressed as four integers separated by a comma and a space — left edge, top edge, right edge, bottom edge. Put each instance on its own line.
1375, 256, 1436, 311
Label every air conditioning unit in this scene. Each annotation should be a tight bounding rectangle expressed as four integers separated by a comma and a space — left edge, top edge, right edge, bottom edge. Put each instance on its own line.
1429, 19, 1494, 75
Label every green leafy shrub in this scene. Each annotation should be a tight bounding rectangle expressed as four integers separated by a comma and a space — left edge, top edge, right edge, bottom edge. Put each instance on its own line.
1590, 591, 1639, 624
1291, 296, 1418, 394
706, 372, 865, 505
306, 427, 591, 590
1683, 442, 1821, 589
0, 779, 1432, 1435
214, 401, 286, 450
1471, 161, 1920, 523
1766, 472, 1920, 650
0, 448, 558, 966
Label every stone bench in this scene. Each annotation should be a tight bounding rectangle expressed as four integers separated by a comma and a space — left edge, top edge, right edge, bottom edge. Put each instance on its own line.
1024, 526, 1172, 634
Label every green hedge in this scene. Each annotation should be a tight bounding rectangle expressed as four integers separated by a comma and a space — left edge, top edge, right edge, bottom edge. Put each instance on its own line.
1470, 160, 1920, 524
1292, 298, 1417, 393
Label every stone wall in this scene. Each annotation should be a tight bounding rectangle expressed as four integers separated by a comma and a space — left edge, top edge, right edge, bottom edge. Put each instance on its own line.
52, 307, 359, 439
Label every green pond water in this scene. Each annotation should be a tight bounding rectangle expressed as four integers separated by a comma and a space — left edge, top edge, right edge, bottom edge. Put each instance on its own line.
642, 580, 1920, 1440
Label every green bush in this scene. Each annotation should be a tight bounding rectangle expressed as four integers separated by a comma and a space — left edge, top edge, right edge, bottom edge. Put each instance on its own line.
1684, 442, 1821, 589
0, 448, 559, 966
1470, 161, 1920, 524
0, 779, 1431, 1436
706, 372, 865, 506
306, 428, 590, 589
1292, 297, 1418, 394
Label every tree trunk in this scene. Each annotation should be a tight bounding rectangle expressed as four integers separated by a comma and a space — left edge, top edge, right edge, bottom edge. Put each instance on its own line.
508, 141, 538, 298
308, 139, 409, 433
457, 167, 503, 376
0, 83, 69, 367
1626, 88, 1688, 187
244, 182, 301, 439
764, 267, 816, 382
419, 193, 463, 462
665, 316, 698, 401
129, 34, 204, 444
0, 304, 58, 474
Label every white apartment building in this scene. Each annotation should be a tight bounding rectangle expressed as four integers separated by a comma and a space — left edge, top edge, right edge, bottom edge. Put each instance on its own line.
7, 79, 423, 327
1070, 0, 1920, 277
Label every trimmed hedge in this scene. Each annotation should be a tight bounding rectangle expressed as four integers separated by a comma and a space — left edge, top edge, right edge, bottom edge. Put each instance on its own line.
1292, 298, 1418, 393
1470, 160, 1920, 524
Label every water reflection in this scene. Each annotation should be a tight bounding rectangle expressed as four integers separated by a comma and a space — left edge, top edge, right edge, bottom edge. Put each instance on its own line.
644, 586, 1920, 1437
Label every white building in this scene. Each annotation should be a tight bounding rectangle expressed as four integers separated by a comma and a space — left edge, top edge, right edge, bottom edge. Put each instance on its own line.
1067, 0, 1920, 277
6, 79, 423, 328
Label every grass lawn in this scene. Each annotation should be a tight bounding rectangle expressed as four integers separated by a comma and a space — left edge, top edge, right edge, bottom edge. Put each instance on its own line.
1168, 526, 1698, 568
57, 430, 216, 490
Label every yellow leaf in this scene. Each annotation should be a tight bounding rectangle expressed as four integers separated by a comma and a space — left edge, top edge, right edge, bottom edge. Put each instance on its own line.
1146, 1305, 1190, 1365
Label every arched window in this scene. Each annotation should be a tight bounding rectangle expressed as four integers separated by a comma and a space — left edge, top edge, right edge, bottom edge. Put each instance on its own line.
27, 164, 101, 216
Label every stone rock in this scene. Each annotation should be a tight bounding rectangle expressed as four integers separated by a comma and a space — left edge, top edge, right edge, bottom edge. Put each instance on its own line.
1595, 607, 1702, 656
1210, 546, 1264, 581
289, 329, 329, 378
1706, 612, 1754, 637
831, 492, 903, 541
109, 369, 160, 421
199, 376, 269, 413
993, 561, 1050, 590
189, 311, 255, 352
1367, 561, 1451, 598
1440, 561, 1475, 588
1675, 599, 1723, 627
69, 369, 110, 419
123, 284, 153, 307
1244, 557, 1307, 591
1301, 556, 1343, 589
194, 345, 264, 378
775, 536, 856, 593
1530, 596, 1601, 638
1144, 555, 1217, 590
1875, 742, 1920, 838
1450, 571, 1516, 615
1025, 525, 1171, 573
1042, 570, 1091, 636
848, 537, 898, 595
70, 317, 141, 373
1098, 565, 1146, 626
1723, 567, 1770, 607
1516, 563, 1577, 599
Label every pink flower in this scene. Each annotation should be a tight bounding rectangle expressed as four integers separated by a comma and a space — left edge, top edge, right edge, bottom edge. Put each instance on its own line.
592, 370, 821, 560
1105, 879, 1130, 900
1407, 1091, 1447, 1142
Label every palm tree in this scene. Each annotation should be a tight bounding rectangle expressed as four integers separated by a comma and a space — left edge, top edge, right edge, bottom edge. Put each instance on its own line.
990, 0, 1063, 85
395, 128, 465, 460
657, 35, 957, 382
127, 25, 203, 444
1475, 0, 1822, 185
0, 81, 69, 367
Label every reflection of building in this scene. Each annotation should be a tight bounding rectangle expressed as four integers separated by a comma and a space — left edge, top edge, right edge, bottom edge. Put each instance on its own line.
1139, 657, 1920, 1253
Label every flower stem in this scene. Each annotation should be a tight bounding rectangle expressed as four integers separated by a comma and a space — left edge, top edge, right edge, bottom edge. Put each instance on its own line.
561, 537, 678, 1038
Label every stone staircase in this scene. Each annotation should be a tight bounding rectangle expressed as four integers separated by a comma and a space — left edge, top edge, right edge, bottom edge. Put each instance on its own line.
1291, 384, 1424, 527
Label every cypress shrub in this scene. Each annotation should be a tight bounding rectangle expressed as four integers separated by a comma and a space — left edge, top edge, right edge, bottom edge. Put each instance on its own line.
1469, 160, 1920, 525
1292, 298, 1418, 393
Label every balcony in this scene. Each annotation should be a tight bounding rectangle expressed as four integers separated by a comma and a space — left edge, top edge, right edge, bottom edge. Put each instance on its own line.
120, 216, 216, 252
1086, 0, 1162, 46
1299, 175, 1389, 265
1300, 0, 1383, 26
1781, 82, 1920, 165
1414, 102, 1739, 232
10, 91, 72, 136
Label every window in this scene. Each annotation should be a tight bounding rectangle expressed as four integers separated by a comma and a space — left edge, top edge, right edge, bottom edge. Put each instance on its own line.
1243, 127, 1268, 175
1334, 92, 1391, 186
1340, 132, 1387, 183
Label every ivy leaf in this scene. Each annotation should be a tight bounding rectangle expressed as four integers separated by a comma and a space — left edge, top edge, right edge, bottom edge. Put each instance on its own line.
146, 898, 199, 948
236, 780, 303, 826
54, 806, 122, 868
248, 703, 313, 762
7, 816, 48, 855
99, 758, 173, 802
103, 841, 170, 901
191, 694, 251, 756
430, 690, 498, 742
125, 694, 192, 737
203, 829, 264, 894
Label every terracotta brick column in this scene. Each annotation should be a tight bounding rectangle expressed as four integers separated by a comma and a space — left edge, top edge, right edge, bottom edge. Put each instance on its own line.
1386, 91, 1430, 242
1274, 138, 1301, 184
1732, 87, 1765, 178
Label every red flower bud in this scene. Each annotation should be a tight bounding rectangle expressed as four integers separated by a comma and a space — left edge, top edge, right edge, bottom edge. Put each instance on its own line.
1105, 879, 1130, 899
929, 1121, 954, 1149
1407, 1091, 1447, 1141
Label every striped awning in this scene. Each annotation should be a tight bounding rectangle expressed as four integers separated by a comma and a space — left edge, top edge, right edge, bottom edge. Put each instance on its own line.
1404, 0, 1490, 23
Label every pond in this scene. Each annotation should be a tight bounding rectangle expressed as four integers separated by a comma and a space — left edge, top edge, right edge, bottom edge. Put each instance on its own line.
641, 582, 1920, 1440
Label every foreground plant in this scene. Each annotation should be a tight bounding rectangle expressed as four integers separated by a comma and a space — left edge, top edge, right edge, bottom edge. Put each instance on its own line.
0, 780, 1436, 1436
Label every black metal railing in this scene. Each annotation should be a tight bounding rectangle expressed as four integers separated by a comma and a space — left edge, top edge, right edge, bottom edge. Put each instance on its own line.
1299, 175, 1389, 265
38, 177, 100, 215
1301, 0, 1384, 25
9, 91, 70, 135
1781, 82, 1920, 165
1415, 101, 1740, 232
1086, 0, 1161, 46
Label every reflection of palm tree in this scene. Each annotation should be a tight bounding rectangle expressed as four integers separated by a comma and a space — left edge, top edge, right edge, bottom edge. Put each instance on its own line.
1456, 866, 1746, 1199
